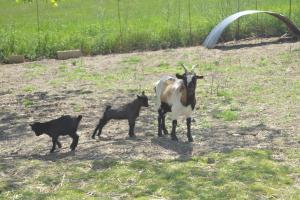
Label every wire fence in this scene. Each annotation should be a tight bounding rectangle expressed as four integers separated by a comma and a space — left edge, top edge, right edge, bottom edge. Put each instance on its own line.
0, 0, 298, 61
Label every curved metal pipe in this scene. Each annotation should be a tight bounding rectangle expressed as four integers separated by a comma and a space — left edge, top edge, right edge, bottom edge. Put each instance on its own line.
203, 10, 300, 49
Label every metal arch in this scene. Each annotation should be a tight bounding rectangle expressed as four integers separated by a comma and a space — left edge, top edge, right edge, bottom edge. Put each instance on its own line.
203, 10, 300, 49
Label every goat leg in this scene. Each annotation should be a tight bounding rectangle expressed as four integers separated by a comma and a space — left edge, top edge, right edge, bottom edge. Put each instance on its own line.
171, 120, 178, 141
56, 140, 62, 148
50, 137, 58, 153
92, 124, 100, 139
157, 114, 163, 137
128, 121, 135, 137
161, 115, 168, 135
186, 117, 193, 142
70, 134, 79, 151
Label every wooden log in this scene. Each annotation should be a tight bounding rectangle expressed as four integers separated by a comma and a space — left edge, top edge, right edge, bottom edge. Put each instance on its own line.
8, 55, 25, 64
57, 50, 82, 60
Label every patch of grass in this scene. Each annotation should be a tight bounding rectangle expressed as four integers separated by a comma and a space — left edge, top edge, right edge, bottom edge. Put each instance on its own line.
122, 56, 141, 64
72, 104, 83, 112
22, 85, 36, 93
22, 99, 33, 107
144, 63, 181, 74
50, 64, 138, 89
213, 108, 239, 121
217, 90, 233, 104
250, 83, 263, 93
1, 149, 299, 199
258, 57, 269, 67
24, 63, 47, 79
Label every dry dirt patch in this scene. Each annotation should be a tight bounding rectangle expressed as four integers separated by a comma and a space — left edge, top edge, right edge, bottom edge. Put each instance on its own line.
1, 37, 300, 162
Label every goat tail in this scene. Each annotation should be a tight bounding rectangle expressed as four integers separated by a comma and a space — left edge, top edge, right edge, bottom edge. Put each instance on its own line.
105, 105, 112, 112
77, 115, 83, 122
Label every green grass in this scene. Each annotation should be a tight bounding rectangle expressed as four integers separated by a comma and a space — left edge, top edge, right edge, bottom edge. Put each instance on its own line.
22, 85, 36, 93
24, 63, 48, 79
48, 63, 139, 89
122, 56, 142, 64
213, 108, 239, 121
22, 99, 34, 107
0, 0, 299, 62
1, 149, 299, 199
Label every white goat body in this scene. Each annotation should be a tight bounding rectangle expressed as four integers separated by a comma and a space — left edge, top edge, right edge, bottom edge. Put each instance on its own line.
155, 75, 193, 120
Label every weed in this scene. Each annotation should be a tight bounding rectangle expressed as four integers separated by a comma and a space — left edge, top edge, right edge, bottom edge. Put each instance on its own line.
22, 99, 33, 107
213, 108, 239, 121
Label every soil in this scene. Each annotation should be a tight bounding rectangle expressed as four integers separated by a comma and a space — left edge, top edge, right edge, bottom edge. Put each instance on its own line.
1, 37, 300, 162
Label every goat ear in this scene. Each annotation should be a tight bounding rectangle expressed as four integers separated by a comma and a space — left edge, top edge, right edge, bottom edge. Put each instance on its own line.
196, 75, 204, 79
29, 124, 33, 127
176, 74, 183, 79
142, 91, 145, 95
137, 95, 141, 99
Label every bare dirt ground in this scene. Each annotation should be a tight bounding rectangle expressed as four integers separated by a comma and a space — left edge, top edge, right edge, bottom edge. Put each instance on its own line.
1, 37, 300, 162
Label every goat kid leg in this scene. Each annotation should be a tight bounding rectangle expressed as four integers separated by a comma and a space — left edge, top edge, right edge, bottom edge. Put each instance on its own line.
128, 120, 136, 137
92, 118, 108, 139
70, 134, 79, 151
171, 120, 178, 141
92, 124, 100, 139
186, 117, 193, 142
50, 137, 58, 153
97, 118, 109, 137
56, 140, 62, 148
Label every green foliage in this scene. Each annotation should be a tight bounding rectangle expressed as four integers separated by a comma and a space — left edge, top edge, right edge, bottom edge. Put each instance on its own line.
1, 0, 299, 61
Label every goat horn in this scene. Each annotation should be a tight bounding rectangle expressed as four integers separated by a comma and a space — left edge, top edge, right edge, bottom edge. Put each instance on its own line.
191, 64, 198, 72
180, 63, 188, 73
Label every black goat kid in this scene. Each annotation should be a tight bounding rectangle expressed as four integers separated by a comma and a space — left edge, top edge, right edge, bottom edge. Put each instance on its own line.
92, 92, 149, 139
30, 115, 82, 153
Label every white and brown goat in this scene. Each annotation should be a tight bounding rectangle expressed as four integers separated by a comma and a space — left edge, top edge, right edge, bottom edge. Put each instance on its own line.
154, 64, 204, 142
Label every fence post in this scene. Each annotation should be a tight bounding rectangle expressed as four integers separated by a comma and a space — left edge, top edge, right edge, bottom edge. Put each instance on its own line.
117, 0, 123, 50
289, 0, 292, 19
35, 0, 41, 55
188, 0, 192, 44
177, 0, 181, 29
236, 0, 240, 40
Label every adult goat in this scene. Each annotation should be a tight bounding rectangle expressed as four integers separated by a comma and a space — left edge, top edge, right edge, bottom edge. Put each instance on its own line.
154, 64, 204, 142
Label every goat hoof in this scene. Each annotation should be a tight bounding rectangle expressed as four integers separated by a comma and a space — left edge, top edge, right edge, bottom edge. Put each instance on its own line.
163, 130, 169, 135
158, 133, 163, 137
171, 137, 178, 142
188, 137, 194, 142
92, 136, 95, 139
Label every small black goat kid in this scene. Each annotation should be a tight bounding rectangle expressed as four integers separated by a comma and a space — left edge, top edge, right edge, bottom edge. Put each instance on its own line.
30, 115, 82, 153
92, 91, 149, 139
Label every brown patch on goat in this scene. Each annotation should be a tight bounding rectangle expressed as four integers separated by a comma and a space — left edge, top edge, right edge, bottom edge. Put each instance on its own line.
180, 84, 187, 106
160, 79, 175, 103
